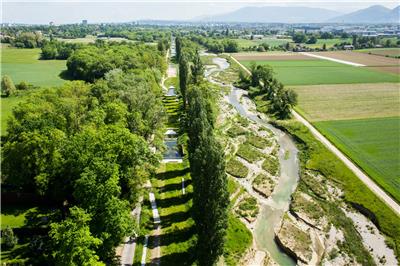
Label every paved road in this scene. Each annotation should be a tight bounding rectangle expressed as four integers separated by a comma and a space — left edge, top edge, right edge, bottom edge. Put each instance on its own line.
229, 54, 400, 217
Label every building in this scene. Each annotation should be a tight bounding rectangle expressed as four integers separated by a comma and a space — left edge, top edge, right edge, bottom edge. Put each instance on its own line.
82, 20, 88, 25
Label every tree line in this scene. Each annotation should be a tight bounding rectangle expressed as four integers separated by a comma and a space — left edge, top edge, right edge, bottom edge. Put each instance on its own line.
1, 42, 168, 264
236, 62, 298, 119
176, 36, 229, 266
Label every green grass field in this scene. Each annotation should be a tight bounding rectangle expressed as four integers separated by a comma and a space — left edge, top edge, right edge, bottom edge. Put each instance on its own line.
1, 47, 67, 86
315, 117, 400, 203
235, 38, 292, 48
303, 38, 352, 49
240, 59, 399, 85
1, 95, 24, 135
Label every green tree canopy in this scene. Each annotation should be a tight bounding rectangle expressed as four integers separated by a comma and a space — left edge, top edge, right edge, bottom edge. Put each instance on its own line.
49, 206, 104, 266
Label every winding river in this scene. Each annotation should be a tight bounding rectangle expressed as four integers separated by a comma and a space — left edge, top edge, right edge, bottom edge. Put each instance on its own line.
205, 56, 300, 266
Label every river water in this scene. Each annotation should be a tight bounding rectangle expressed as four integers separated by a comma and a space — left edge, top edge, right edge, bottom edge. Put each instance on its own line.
205, 56, 299, 266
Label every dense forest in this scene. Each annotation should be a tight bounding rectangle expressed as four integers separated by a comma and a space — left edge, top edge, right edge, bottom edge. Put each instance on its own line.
1, 41, 168, 264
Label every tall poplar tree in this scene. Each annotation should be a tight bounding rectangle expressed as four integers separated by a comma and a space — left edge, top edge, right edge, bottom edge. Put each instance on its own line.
187, 87, 228, 266
179, 54, 190, 108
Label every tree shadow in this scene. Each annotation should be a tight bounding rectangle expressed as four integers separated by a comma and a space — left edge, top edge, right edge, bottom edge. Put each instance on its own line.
157, 168, 190, 181
156, 193, 192, 209
58, 70, 74, 81
160, 210, 192, 228
157, 248, 196, 266
157, 179, 192, 193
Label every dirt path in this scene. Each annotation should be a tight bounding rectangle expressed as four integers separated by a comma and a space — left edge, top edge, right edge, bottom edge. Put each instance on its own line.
229, 53, 400, 217
300, 52, 365, 66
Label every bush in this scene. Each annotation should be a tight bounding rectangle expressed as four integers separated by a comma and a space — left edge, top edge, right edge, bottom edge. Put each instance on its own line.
226, 158, 248, 178
262, 155, 280, 176
2, 227, 18, 249
227, 126, 247, 137
236, 143, 264, 163
16, 81, 35, 91
246, 133, 271, 149
237, 196, 259, 219
1, 75, 16, 97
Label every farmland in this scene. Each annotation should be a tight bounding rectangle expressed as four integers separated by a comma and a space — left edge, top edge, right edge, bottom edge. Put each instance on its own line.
293, 83, 400, 121
234, 37, 292, 48
236, 50, 400, 205
310, 51, 400, 74
357, 48, 400, 58
315, 117, 400, 203
1, 46, 67, 86
238, 58, 399, 85
302, 38, 352, 49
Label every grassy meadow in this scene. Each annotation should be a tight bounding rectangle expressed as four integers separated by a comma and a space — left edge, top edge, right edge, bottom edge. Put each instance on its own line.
235, 38, 292, 48
1, 46, 67, 86
239, 59, 399, 85
302, 38, 351, 49
315, 117, 400, 203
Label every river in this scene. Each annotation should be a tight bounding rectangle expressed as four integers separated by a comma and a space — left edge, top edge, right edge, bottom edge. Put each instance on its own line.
205, 55, 300, 266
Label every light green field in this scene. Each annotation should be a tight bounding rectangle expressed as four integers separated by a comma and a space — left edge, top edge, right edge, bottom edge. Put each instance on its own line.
303, 38, 351, 49
235, 38, 292, 48
315, 117, 400, 203
1, 46, 67, 86
240, 59, 399, 85
293, 83, 400, 121
1, 95, 25, 135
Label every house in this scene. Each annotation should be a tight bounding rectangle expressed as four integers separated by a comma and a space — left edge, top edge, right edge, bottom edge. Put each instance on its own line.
343, 45, 354, 50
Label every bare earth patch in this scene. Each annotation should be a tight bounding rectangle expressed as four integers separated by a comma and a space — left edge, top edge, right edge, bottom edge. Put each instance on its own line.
310, 51, 400, 74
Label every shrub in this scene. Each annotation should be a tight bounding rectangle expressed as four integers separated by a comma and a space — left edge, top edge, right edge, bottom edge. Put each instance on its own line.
262, 155, 280, 176
227, 126, 247, 137
246, 133, 271, 149
2, 227, 18, 249
236, 143, 264, 163
226, 158, 248, 178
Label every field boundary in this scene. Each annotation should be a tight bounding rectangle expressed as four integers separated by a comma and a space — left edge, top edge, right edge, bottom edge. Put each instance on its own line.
300, 52, 365, 67
229, 53, 400, 216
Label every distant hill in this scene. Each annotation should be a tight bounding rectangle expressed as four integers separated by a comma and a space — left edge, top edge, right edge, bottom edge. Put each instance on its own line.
329, 5, 400, 23
198, 6, 342, 23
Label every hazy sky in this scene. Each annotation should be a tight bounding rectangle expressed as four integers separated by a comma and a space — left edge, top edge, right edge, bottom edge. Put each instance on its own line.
2, 0, 399, 24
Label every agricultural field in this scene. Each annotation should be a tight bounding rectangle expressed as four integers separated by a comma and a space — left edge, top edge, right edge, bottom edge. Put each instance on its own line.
236, 50, 400, 205
302, 38, 351, 49
235, 37, 292, 48
238, 58, 399, 85
1, 46, 67, 86
310, 51, 400, 75
293, 83, 400, 121
315, 117, 400, 203
356, 48, 400, 58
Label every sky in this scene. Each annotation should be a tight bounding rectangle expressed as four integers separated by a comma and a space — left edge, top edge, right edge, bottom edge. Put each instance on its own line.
2, 0, 399, 24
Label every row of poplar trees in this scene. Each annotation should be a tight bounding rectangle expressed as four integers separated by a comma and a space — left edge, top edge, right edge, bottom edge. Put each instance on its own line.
176, 36, 229, 266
